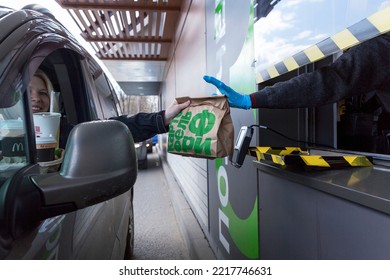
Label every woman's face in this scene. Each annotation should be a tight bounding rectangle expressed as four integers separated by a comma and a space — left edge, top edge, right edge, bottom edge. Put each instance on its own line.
29, 75, 50, 113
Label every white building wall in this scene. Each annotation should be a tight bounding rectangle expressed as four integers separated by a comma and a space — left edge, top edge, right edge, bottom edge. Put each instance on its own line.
163, 0, 209, 231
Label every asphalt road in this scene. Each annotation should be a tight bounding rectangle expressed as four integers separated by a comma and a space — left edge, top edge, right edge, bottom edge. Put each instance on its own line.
131, 148, 190, 260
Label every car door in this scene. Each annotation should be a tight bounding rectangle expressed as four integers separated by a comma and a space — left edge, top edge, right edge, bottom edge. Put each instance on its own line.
85, 67, 134, 259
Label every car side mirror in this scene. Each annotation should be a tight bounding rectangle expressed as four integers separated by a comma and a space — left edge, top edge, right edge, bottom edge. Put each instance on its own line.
31, 119, 137, 209
1, 119, 137, 249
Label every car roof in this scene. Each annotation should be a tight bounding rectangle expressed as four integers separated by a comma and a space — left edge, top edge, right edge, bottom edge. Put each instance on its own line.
0, 5, 104, 74
0, 5, 105, 106
0, 7, 76, 45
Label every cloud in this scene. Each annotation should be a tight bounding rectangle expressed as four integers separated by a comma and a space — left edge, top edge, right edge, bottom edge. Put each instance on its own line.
281, 0, 324, 8
293, 30, 312, 41
379, 0, 390, 9
310, 33, 328, 42
254, 10, 294, 36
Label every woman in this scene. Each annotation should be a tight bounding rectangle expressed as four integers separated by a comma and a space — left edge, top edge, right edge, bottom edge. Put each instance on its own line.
29, 69, 55, 113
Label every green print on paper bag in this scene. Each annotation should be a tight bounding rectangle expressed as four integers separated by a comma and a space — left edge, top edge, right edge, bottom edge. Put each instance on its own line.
169, 109, 216, 156
168, 96, 233, 159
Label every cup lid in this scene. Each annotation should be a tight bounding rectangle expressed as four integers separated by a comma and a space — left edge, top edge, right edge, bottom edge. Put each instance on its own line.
33, 112, 61, 118
0, 119, 23, 130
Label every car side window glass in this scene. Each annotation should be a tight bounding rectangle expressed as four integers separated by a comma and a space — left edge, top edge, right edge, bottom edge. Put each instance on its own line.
94, 74, 119, 118
0, 92, 28, 181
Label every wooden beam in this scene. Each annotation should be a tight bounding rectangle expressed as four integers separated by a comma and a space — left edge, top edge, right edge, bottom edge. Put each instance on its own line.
97, 56, 167, 61
58, 2, 181, 12
84, 36, 172, 43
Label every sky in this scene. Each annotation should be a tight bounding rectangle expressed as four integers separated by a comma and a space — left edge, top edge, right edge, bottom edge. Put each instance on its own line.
254, 0, 390, 72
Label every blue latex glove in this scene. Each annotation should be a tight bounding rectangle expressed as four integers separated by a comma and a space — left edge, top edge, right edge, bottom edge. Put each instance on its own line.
203, 75, 252, 109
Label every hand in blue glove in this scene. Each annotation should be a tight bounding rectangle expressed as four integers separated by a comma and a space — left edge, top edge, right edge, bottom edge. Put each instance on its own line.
203, 75, 252, 109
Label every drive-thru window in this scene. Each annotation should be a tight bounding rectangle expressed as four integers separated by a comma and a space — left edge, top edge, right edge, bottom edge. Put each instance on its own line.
202, 0, 390, 260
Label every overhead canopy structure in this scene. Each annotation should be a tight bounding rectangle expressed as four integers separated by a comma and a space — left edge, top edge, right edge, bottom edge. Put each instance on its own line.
56, 0, 184, 96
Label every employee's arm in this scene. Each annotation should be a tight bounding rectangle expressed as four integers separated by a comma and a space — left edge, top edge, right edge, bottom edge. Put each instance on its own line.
204, 32, 390, 109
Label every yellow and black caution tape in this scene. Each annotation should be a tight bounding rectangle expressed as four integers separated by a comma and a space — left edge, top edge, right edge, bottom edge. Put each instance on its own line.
256, 7, 390, 83
248, 147, 373, 168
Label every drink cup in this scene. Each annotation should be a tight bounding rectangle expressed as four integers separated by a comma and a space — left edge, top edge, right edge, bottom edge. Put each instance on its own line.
0, 119, 25, 157
36, 136, 56, 162
33, 112, 61, 146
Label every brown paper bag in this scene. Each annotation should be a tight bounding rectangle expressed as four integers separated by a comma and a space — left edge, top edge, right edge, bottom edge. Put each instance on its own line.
168, 96, 234, 158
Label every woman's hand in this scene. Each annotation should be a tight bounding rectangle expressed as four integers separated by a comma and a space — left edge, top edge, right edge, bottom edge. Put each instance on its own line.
164, 99, 191, 126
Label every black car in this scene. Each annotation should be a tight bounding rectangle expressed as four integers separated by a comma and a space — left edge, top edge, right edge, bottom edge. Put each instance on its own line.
135, 141, 148, 169
146, 138, 153, 153
0, 5, 137, 259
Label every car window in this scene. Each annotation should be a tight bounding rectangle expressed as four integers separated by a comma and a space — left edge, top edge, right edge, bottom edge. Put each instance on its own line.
0, 90, 29, 184
94, 73, 119, 119
38, 50, 101, 146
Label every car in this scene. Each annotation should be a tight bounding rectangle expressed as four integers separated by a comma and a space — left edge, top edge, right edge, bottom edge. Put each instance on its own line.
146, 138, 153, 153
135, 141, 148, 169
0, 5, 136, 259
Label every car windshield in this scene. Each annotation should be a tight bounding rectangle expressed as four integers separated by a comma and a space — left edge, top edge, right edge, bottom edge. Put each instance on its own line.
0, 88, 28, 185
